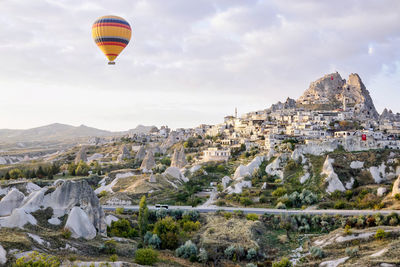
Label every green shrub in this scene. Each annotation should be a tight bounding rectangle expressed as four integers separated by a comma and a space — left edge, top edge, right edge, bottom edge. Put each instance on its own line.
198, 248, 208, 263
148, 234, 161, 249
246, 248, 257, 260
98, 190, 108, 198
115, 207, 125, 215
135, 248, 158, 265
272, 187, 287, 197
344, 225, 352, 235
61, 228, 71, 239
272, 257, 292, 267
375, 228, 387, 240
110, 254, 118, 262
310, 246, 325, 259
345, 247, 359, 257
102, 240, 117, 254
14, 251, 60, 267
224, 212, 233, 220
175, 240, 198, 259
395, 193, 400, 200
182, 210, 200, 221
246, 213, 259, 221
182, 221, 201, 232
109, 219, 138, 239
240, 197, 253, 206
153, 216, 179, 249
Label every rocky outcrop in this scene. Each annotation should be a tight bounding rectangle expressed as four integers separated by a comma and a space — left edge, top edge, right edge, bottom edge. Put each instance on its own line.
377, 187, 387, 197
392, 175, 400, 197
65, 207, 97, 240
226, 181, 252, 194
350, 161, 364, 169
44, 180, 106, 235
161, 131, 178, 151
0, 189, 25, 216
163, 167, 188, 183
0, 244, 6, 265
135, 146, 146, 161
269, 97, 296, 111
265, 155, 284, 180
297, 73, 378, 119
0, 180, 106, 237
321, 156, 346, 193
117, 145, 131, 162
380, 108, 400, 122
75, 146, 87, 164
233, 156, 264, 180
171, 147, 187, 168
140, 151, 156, 173
369, 163, 386, 183
222, 176, 232, 189
105, 215, 119, 227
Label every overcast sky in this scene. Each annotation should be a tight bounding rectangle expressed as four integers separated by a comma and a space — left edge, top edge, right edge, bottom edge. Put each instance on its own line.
0, 0, 399, 131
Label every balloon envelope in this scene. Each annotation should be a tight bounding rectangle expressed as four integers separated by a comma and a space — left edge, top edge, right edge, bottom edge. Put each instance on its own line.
92, 15, 132, 64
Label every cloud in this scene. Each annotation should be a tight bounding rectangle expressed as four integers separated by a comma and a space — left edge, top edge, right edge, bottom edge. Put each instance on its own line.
0, 0, 399, 130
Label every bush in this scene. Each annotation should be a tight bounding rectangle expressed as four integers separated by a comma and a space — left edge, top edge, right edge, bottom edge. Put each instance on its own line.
395, 193, 400, 200
109, 219, 138, 238
98, 190, 108, 198
14, 251, 60, 266
344, 225, 352, 235
224, 245, 244, 261
272, 187, 287, 197
61, 228, 71, 239
345, 247, 359, 257
156, 208, 168, 219
102, 240, 117, 254
198, 248, 208, 263
224, 212, 233, 220
240, 197, 253, 206
110, 254, 118, 262
182, 210, 200, 221
272, 257, 292, 267
182, 221, 201, 232
224, 245, 236, 259
375, 228, 387, 240
135, 248, 158, 265
246, 213, 259, 221
153, 216, 179, 249
175, 240, 198, 259
115, 207, 124, 215
148, 234, 161, 249
310, 246, 325, 259
246, 248, 257, 260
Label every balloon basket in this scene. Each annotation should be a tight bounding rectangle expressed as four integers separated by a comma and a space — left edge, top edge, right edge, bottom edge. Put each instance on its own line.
108, 61, 115, 65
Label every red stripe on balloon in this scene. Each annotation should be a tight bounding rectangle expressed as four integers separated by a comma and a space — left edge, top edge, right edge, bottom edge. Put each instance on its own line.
92, 23, 131, 30
97, 42, 127, 47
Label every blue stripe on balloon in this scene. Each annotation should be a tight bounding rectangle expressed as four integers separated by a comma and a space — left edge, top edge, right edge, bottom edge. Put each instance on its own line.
95, 37, 130, 44
94, 18, 130, 26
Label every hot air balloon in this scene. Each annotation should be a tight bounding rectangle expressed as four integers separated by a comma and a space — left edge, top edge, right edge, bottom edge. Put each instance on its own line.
92, 15, 132, 65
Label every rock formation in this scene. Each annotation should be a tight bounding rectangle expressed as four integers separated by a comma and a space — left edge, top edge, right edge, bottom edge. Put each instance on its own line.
392, 175, 400, 197
234, 156, 264, 180
297, 73, 378, 119
163, 167, 188, 183
171, 147, 187, 168
0, 188, 25, 216
321, 156, 346, 193
65, 207, 97, 240
0, 245, 6, 265
75, 146, 87, 164
117, 144, 131, 162
380, 108, 400, 122
140, 151, 155, 173
0, 180, 106, 239
135, 146, 146, 161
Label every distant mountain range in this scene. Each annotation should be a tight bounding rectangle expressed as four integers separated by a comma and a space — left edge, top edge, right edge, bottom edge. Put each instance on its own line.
0, 123, 156, 143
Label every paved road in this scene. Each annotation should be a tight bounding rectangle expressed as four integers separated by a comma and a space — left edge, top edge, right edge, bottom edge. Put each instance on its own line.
102, 205, 400, 216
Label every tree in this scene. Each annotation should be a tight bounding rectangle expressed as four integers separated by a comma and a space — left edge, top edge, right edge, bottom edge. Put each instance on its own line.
36, 166, 46, 178
135, 248, 158, 265
9, 168, 23, 179
67, 163, 76, 176
153, 216, 179, 249
75, 160, 89, 176
138, 196, 149, 239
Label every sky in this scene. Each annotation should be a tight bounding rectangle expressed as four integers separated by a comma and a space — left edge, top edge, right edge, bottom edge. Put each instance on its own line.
0, 0, 400, 131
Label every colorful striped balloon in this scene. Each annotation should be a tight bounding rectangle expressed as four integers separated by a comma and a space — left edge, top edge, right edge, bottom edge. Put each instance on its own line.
92, 15, 132, 64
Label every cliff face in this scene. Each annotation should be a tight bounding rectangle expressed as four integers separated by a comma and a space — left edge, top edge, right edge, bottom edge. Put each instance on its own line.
297, 72, 378, 119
